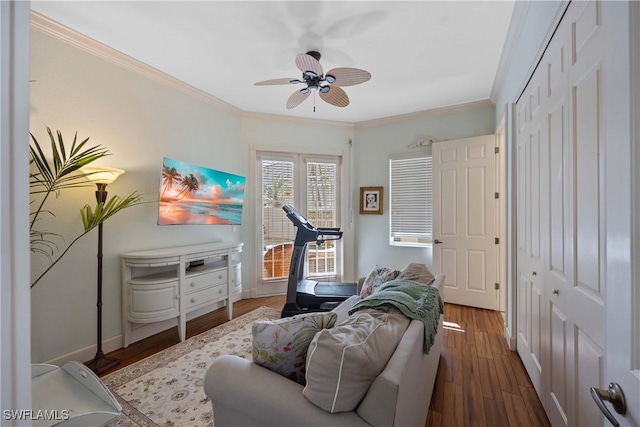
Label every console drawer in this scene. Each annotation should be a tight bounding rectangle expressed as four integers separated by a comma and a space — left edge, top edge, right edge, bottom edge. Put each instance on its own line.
186, 268, 227, 292
186, 283, 227, 310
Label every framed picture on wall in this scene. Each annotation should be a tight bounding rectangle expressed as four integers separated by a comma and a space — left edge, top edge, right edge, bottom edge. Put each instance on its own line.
359, 186, 383, 215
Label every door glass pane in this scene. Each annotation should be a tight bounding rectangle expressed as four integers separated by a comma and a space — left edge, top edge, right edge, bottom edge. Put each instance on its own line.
306, 161, 337, 279
261, 160, 294, 280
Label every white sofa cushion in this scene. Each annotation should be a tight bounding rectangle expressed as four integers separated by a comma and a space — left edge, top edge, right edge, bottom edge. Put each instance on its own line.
397, 262, 435, 285
303, 308, 409, 413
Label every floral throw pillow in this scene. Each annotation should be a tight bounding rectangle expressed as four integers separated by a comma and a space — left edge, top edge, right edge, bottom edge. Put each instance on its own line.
359, 265, 400, 298
252, 311, 337, 385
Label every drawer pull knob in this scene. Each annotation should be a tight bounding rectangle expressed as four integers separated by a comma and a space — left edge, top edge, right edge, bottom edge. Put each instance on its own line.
219, 274, 223, 279
191, 298, 196, 303
190, 282, 196, 287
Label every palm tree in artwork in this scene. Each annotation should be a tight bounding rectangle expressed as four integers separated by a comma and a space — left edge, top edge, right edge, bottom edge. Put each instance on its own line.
175, 173, 200, 200
161, 165, 182, 200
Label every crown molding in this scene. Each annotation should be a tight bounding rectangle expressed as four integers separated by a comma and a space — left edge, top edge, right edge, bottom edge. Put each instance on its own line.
30, 11, 243, 115
354, 99, 494, 128
241, 110, 355, 129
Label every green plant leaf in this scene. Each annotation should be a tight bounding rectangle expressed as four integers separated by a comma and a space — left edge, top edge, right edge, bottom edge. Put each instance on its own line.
80, 192, 142, 232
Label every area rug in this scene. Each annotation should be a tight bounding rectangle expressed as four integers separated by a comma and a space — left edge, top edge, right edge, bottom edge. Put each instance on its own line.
102, 306, 281, 427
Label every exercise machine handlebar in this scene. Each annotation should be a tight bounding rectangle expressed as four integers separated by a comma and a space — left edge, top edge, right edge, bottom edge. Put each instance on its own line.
282, 204, 342, 245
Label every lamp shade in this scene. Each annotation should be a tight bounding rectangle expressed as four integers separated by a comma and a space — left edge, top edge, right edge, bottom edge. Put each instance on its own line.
80, 166, 125, 185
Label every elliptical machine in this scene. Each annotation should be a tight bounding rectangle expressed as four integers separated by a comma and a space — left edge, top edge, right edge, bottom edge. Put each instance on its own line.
280, 204, 357, 318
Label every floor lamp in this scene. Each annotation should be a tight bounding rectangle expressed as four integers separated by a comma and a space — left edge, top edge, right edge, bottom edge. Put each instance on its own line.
81, 166, 125, 375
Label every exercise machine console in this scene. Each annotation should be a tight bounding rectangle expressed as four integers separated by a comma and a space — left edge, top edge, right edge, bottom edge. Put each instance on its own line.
280, 204, 357, 317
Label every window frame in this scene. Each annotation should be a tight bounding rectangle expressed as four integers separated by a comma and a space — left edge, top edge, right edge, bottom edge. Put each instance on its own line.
255, 150, 344, 287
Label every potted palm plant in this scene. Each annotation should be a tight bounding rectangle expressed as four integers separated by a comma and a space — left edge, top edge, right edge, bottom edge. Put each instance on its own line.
29, 126, 141, 287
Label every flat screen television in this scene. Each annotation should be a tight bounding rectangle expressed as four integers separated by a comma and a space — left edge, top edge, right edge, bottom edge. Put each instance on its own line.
158, 157, 245, 225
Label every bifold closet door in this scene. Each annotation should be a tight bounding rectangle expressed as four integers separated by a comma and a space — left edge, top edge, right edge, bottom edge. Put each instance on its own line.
516, 1, 607, 426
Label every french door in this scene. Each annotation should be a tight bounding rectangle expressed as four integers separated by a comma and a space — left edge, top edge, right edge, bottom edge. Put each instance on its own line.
257, 151, 342, 290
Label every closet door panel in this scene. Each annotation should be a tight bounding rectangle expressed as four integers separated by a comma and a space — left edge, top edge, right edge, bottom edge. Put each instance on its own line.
516, 68, 547, 397
548, 304, 569, 426
548, 102, 566, 276
574, 67, 602, 298
575, 328, 604, 427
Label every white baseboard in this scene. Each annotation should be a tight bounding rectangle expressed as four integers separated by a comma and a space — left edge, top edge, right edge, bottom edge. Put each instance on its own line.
45, 335, 123, 367
504, 325, 517, 351
46, 292, 249, 366
251, 281, 287, 297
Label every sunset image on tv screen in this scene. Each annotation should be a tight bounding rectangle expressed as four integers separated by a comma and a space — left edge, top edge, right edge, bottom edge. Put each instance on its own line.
158, 157, 245, 225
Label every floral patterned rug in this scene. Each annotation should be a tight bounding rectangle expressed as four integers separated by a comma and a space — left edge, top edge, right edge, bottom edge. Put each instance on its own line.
102, 306, 281, 427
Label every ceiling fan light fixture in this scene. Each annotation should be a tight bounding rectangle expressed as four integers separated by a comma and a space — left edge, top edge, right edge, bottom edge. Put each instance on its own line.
303, 71, 318, 80
255, 51, 370, 110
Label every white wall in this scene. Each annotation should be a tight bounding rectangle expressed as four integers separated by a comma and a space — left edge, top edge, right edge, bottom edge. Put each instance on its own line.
352, 103, 495, 277
29, 28, 245, 362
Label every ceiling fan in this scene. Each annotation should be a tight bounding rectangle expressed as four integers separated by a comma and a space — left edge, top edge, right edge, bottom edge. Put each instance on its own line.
255, 51, 371, 110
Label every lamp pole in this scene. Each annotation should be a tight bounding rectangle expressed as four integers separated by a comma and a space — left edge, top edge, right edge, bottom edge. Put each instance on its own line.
81, 166, 124, 375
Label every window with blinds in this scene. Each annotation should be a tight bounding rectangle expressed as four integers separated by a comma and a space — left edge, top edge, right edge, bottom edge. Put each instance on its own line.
389, 148, 433, 246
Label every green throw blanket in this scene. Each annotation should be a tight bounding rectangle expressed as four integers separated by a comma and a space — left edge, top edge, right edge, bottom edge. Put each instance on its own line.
348, 279, 444, 353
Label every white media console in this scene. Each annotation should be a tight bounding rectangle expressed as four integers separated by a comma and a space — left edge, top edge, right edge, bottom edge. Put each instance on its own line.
121, 241, 243, 347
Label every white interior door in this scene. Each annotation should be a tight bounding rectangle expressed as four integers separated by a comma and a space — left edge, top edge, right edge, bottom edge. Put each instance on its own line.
599, 1, 639, 425
432, 135, 497, 310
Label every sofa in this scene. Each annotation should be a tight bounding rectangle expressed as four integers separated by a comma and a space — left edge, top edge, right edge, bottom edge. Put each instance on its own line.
204, 273, 444, 427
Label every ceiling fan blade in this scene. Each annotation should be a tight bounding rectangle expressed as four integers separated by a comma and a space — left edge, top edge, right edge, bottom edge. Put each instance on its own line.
319, 85, 349, 108
325, 67, 371, 87
255, 78, 300, 86
295, 53, 323, 76
286, 89, 311, 109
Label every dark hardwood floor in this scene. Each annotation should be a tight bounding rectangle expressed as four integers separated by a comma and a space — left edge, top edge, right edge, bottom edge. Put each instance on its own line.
98, 296, 550, 427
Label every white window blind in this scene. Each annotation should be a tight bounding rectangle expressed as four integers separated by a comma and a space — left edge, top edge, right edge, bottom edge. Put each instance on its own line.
389, 148, 432, 246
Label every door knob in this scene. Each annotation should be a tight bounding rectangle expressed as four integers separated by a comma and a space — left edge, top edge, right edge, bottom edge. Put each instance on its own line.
433, 239, 443, 244
552, 288, 559, 295
590, 383, 626, 427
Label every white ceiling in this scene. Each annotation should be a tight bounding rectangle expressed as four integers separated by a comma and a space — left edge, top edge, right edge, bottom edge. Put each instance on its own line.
31, 1, 515, 124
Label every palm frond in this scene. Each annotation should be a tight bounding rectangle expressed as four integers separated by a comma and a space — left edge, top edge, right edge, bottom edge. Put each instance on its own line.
80, 191, 142, 231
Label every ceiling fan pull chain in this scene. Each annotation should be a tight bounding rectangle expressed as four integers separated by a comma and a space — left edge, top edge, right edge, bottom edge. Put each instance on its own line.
313, 92, 316, 112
